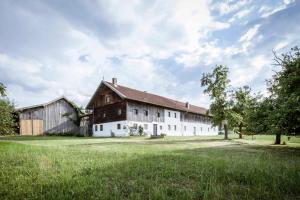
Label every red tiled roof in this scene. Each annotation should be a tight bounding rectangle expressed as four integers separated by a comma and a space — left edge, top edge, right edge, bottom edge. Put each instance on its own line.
102, 81, 208, 115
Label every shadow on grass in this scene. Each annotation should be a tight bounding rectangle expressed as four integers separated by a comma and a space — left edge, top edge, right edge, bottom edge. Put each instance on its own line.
72, 138, 230, 147
0, 135, 92, 141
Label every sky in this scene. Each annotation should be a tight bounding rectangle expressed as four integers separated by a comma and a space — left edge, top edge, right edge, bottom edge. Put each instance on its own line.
0, 0, 299, 109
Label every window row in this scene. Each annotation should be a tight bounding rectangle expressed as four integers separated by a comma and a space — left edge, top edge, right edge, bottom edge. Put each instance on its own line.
167, 111, 177, 118
94, 123, 122, 131
132, 109, 161, 118
100, 109, 122, 118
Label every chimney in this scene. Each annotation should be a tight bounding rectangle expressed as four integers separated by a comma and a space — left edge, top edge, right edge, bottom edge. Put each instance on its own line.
112, 78, 117, 86
185, 102, 190, 109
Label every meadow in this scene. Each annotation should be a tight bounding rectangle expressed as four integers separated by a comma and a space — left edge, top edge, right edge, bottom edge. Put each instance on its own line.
0, 135, 299, 200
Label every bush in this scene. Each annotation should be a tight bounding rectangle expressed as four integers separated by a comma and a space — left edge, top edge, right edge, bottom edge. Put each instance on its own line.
0, 98, 17, 135
138, 125, 144, 136
46, 132, 82, 137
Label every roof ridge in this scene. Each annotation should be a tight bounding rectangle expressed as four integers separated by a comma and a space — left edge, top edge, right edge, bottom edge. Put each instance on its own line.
17, 96, 75, 111
105, 81, 206, 110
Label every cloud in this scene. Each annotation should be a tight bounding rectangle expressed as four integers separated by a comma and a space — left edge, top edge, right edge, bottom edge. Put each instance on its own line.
0, 0, 299, 109
239, 24, 260, 42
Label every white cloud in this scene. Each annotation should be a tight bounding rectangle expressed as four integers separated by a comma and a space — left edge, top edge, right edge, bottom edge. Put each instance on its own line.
274, 41, 289, 51
239, 25, 260, 42
211, 1, 249, 15
0, 0, 299, 109
228, 8, 252, 23
230, 55, 271, 87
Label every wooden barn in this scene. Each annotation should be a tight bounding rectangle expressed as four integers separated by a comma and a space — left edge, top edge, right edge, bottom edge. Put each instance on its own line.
17, 96, 80, 135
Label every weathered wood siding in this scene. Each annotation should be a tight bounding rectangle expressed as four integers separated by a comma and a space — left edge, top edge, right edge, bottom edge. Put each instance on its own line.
180, 112, 212, 124
19, 99, 79, 134
93, 102, 126, 124
126, 101, 165, 123
90, 84, 127, 124
43, 99, 78, 134
92, 84, 123, 108
19, 107, 44, 120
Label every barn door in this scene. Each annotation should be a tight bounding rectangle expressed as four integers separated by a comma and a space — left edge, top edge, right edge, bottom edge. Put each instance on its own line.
20, 120, 43, 135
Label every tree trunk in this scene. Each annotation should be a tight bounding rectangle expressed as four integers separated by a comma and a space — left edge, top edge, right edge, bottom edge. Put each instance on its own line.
224, 124, 228, 140
239, 124, 242, 139
275, 133, 281, 145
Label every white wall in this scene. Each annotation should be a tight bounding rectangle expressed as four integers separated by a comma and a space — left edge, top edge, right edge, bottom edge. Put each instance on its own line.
180, 122, 218, 136
92, 109, 218, 137
164, 109, 181, 136
93, 120, 128, 137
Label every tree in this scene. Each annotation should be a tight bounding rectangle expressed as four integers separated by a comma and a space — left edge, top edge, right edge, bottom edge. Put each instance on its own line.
266, 47, 300, 144
245, 96, 273, 135
0, 82, 6, 97
0, 83, 16, 135
201, 65, 231, 139
230, 86, 255, 139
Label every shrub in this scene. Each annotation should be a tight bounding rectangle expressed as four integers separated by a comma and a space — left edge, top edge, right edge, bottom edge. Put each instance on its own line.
0, 98, 17, 135
46, 132, 82, 137
138, 125, 144, 136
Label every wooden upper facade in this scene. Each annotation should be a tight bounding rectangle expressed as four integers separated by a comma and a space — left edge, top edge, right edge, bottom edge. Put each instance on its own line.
87, 79, 212, 124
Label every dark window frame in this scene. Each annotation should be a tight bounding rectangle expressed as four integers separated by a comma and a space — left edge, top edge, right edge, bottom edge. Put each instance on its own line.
144, 110, 148, 116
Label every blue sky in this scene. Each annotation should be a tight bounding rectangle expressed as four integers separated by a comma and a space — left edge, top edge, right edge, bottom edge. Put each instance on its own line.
0, 0, 299, 108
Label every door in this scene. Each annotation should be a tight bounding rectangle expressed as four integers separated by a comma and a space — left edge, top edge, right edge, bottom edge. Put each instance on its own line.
153, 124, 158, 136
20, 120, 43, 135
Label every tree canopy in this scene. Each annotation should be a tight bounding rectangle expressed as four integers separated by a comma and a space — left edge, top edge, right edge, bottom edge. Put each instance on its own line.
201, 65, 231, 139
0, 83, 17, 135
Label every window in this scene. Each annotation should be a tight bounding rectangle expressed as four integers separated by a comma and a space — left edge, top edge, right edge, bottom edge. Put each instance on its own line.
133, 123, 138, 129
157, 112, 160, 118
117, 124, 121, 130
105, 95, 110, 103
200, 127, 202, 132
184, 126, 186, 131
193, 127, 196, 134
168, 125, 171, 131
118, 109, 122, 115
100, 125, 103, 131
95, 125, 98, 131
174, 113, 177, 118
133, 109, 138, 115
168, 112, 171, 117
160, 125, 163, 130
144, 110, 148, 116
103, 112, 106, 118
174, 125, 177, 131
144, 124, 148, 130
208, 128, 210, 132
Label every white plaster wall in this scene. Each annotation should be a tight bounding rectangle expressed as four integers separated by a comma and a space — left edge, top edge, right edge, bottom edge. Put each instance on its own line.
93, 120, 128, 137
164, 109, 181, 136
92, 109, 218, 137
180, 122, 218, 136
127, 121, 166, 136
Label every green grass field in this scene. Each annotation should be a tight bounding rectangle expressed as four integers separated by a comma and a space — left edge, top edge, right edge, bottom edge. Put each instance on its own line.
0, 135, 299, 200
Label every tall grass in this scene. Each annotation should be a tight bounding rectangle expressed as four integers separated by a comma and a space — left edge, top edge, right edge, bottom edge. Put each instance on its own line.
0, 136, 299, 199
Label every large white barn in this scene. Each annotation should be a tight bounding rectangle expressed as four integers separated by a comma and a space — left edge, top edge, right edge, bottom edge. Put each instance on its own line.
86, 78, 218, 137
